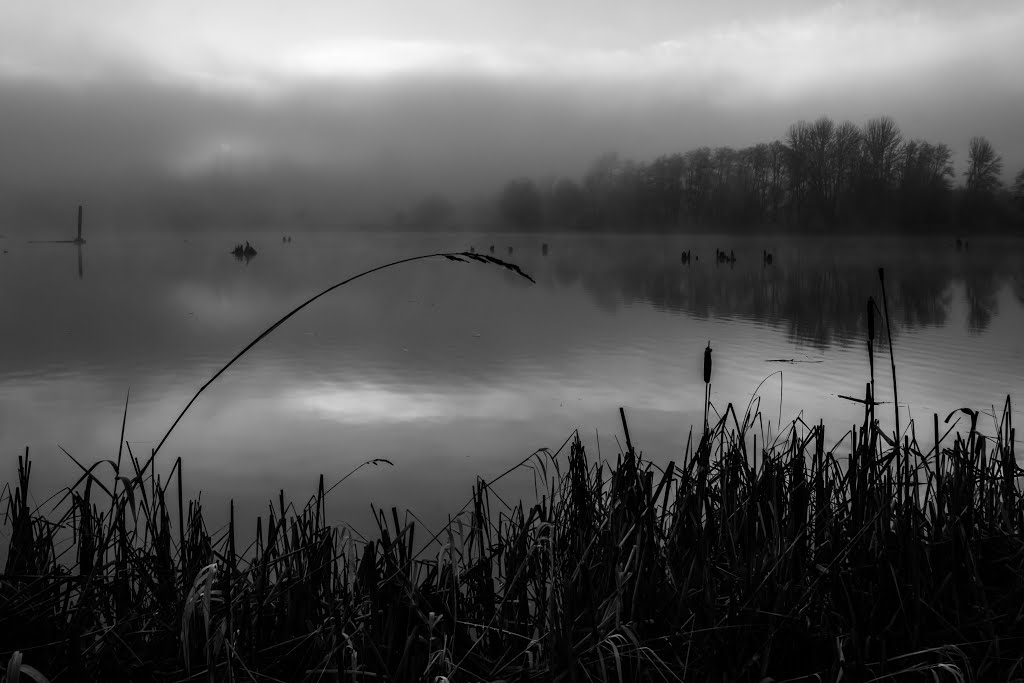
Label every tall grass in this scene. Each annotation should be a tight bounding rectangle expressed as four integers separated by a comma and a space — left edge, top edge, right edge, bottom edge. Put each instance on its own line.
2, 254, 1022, 681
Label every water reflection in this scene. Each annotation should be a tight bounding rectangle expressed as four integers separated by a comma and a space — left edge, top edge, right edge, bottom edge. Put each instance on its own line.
961, 260, 1000, 335
532, 238, 1019, 346
2, 235, 1021, 381
2, 232, 1022, 538
231, 241, 259, 263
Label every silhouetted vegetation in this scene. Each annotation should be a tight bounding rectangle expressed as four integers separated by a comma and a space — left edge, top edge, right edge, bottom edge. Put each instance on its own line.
1011, 166, 1024, 213
410, 194, 455, 231
230, 241, 258, 263
498, 178, 544, 230
493, 115, 1024, 234
1, 367, 1020, 680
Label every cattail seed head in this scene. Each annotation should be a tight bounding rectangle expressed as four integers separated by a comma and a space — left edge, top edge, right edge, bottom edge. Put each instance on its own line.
704, 342, 713, 384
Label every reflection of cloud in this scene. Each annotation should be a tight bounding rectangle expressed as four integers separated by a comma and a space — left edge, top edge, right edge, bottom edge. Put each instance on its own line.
289, 381, 536, 424
289, 374, 708, 426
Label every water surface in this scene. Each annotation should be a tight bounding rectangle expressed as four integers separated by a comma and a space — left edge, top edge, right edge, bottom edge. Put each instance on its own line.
1, 231, 1022, 533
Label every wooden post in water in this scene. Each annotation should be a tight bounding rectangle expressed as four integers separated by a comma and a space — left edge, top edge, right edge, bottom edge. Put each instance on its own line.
74, 204, 86, 244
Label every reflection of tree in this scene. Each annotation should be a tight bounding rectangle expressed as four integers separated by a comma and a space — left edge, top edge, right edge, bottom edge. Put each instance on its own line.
963, 263, 999, 334
531, 242, 1019, 348
892, 272, 950, 330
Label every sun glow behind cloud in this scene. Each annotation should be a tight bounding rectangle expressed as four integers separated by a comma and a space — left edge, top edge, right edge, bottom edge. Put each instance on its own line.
3, 1, 1021, 102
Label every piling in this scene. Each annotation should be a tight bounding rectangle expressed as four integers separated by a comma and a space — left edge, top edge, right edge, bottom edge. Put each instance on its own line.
74, 205, 85, 244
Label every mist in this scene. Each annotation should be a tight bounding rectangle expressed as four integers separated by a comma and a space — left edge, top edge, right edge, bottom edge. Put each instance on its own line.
1, 0, 1023, 233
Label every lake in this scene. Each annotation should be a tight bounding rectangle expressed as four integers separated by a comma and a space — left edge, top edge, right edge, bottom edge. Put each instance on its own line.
1, 231, 1022, 535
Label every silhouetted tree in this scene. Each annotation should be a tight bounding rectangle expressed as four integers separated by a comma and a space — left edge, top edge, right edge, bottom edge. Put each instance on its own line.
898, 140, 954, 229
858, 116, 903, 221
484, 115, 1015, 235
582, 153, 623, 229
644, 154, 685, 228
549, 178, 586, 229
412, 194, 454, 230
805, 117, 836, 224
615, 159, 645, 229
784, 121, 813, 226
681, 147, 714, 225
786, 117, 860, 227
765, 141, 789, 223
1013, 167, 1024, 211
831, 121, 862, 222
965, 136, 1003, 194
498, 178, 543, 230
962, 136, 1004, 228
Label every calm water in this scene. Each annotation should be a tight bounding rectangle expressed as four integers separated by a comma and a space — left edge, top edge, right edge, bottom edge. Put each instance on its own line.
2, 231, 1022, 533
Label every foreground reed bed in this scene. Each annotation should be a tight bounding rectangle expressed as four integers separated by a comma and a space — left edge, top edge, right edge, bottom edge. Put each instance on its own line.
2, 257, 1022, 681
3, 395, 1020, 682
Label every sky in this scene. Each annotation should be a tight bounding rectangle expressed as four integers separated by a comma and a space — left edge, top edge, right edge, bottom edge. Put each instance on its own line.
1, 0, 1022, 228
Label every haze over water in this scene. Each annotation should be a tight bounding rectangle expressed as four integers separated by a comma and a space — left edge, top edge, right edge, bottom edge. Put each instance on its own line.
1, 231, 1021, 532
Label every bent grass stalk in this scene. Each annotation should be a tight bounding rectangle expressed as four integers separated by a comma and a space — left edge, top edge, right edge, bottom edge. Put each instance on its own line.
146, 251, 532, 471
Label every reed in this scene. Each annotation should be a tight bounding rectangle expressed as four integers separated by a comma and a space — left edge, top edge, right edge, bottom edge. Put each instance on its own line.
2, 256, 1022, 681
6, 394, 1021, 681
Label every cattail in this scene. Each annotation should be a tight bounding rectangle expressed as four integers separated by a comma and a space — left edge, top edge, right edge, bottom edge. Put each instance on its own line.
704, 342, 713, 384
867, 297, 875, 343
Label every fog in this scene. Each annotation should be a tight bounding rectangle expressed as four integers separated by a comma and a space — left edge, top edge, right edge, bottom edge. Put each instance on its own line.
1, 0, 1022, 233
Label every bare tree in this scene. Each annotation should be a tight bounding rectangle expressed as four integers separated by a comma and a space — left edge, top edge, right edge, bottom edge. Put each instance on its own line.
965, 136, 1003, 194
806, 117, 836, 217
784, 121, 812, 222
681, 147, 713, 223
498, 179, 543, 229
862, 116, 903, 190
898, 140, 955, 227
794, 116, 860, 223
832, 121, 862, 212
550, 178, 586, 228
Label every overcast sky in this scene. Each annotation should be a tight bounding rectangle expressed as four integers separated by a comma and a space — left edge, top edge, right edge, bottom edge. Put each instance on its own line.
1, 0, 1022, 222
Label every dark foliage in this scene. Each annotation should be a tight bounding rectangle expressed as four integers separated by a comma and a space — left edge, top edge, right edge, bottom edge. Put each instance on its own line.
487, 115, 1023, 234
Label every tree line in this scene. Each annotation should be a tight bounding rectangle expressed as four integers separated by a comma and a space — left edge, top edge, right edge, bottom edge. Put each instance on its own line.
489, 115, 1024, 234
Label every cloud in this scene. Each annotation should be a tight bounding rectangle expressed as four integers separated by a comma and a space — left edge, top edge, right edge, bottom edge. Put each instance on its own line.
4, 0, 1022, 96
0, 0, 1022, 225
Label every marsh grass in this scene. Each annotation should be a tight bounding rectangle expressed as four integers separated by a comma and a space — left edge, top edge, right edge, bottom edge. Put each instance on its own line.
2, 253, 1023, 681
